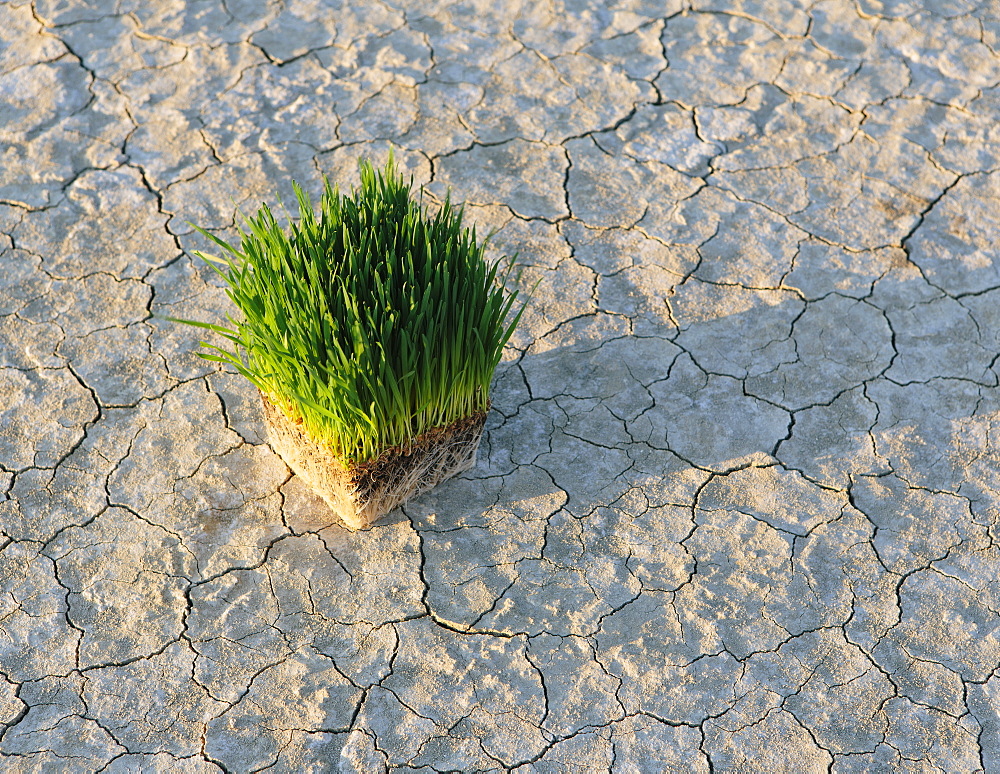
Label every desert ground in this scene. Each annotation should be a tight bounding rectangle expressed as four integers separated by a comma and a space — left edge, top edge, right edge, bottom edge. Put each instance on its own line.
2, 0, 1000, 770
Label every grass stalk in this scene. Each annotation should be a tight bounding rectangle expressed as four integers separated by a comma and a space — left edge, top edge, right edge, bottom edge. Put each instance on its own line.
170, 153, 527, 467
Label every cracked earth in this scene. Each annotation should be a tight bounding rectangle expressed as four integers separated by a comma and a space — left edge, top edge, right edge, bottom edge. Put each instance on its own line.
2, 0, 1000, 770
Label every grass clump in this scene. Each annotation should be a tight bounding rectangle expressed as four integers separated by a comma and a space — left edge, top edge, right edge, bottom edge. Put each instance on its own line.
174, 154, 525, 467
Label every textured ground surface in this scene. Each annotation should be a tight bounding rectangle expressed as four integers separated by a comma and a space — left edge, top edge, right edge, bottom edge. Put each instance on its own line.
3, 0, 1000, 770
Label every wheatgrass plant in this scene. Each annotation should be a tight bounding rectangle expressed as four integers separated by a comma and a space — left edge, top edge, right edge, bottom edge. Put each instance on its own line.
175, 154, 525, 468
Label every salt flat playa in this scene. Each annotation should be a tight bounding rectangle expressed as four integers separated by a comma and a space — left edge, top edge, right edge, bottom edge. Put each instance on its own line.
2, 0, 1000, 770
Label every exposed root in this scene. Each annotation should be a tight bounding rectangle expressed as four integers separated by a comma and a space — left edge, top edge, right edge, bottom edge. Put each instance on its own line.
260, 393, 487, 530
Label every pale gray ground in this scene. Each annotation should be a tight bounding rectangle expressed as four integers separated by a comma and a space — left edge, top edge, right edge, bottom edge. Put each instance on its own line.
2, 0, 1000, 771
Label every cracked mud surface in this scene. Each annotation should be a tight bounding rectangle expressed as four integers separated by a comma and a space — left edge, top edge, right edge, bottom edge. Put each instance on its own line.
2, 0, 1000, 770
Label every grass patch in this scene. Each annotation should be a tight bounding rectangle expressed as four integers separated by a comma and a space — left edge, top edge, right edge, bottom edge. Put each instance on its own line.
172, 153, 527, 466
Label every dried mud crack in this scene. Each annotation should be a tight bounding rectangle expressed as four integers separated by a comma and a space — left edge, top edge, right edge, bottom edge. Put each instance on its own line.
2, 0, 1000, 771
